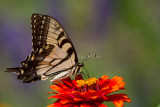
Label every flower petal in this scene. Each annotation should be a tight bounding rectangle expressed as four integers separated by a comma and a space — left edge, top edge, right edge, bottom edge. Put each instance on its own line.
80, 103, 97, 107
99, 76, 126, 95
60, 99, 70, 104
50, 82, 71, 92
62, 77, 73, 88
56, 82, 72, 91
111, 76, 125, 88
74, 97, 82, 101
113, 100, 124, 107
75, 74, 83, 80
47, 104, 54, 107
48, 92, 75, 101
72, 80, 78, 88
99, 75, 110, 89
49, 85, 65, 93
95, 102, 108, 107
47, 92, 58, 95
101, 75, 109, 81
106, 94, 131, 101
105, 94, 131, 107
47, 103, 62, 107
48, 75, 131, 107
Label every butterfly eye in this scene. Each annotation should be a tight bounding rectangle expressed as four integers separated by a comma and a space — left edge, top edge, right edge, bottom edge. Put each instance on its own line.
78, 63, 84, 67
81, 63, 84, 66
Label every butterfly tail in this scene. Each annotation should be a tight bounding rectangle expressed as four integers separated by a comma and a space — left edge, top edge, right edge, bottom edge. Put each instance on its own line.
5, 68, 21, 74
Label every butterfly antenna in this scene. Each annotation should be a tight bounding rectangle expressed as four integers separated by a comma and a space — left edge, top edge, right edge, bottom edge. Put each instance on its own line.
82, 53, 96, 64
83, 66, 90, 78
79, 71, 87, 79
80, 53, 96, 78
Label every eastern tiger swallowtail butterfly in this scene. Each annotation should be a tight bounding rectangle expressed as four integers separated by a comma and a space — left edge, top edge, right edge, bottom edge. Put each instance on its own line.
5, 13, 84, 83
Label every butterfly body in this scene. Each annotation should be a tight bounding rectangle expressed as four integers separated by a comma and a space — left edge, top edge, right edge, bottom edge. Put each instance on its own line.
6, 14, 83, 83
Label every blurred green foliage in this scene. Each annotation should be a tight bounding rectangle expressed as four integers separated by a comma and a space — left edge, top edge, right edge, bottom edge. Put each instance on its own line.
0, 0, 159, 107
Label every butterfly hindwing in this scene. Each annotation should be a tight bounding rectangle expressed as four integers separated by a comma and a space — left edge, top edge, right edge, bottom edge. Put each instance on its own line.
6, 13, 82, 83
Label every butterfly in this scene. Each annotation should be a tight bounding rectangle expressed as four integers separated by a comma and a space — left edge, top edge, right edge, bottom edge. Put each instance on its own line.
6, 13, 84, 83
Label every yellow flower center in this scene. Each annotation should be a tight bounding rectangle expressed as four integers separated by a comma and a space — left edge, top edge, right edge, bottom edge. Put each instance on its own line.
76, 77, 98, 87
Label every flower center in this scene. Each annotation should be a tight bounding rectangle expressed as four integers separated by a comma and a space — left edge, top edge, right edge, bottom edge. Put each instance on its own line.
76, 78, 99, 92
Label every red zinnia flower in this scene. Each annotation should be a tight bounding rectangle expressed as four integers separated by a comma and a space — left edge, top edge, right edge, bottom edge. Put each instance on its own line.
47, 75, 131, 107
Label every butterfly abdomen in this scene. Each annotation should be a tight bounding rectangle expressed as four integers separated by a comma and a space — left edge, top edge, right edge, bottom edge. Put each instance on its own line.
70, 64, 84, 76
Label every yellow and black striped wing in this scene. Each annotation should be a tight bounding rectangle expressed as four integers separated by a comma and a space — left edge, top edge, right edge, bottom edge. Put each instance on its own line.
31, 14, 78, 63
6, 13, 80, 83
30, 13, 79, 81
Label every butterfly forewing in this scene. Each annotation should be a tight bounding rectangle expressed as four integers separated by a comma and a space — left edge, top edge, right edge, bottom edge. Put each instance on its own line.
31, 14, 78, 80
6, 13, 81, 83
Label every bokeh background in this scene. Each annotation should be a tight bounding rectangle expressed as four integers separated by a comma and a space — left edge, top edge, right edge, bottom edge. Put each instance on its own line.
0, 0, 160, 107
